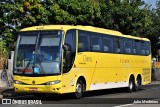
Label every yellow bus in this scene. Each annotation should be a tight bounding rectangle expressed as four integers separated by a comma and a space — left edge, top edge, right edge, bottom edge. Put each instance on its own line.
13, 25, 151, 98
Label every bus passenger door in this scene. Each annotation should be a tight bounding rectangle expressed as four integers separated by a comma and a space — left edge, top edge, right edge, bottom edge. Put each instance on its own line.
61, 29, 76, 93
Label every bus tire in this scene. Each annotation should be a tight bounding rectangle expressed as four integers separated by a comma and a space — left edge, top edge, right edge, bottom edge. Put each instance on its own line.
73, 79, 84, 99
134, 78, 141, 91
127, 77, 134, 93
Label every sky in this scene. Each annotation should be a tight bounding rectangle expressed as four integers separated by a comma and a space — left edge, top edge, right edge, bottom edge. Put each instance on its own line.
143, 0, 158, 8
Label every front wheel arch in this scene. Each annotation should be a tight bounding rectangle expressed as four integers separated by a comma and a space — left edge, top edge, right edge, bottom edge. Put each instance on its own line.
73, 76, 86, 99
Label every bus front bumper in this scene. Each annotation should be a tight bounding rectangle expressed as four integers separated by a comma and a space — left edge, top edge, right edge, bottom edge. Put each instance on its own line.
14, 84, 62, 94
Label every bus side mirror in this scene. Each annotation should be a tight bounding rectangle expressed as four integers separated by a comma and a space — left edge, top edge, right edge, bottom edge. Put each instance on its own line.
63, 43, 71, 52
62, 43, 72, 73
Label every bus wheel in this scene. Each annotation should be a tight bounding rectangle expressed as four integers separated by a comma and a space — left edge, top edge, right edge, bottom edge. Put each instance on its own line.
128, 78, 134, 92
73, 79, 83, 99
134, 78, 141, 91
34, 93, 46, 99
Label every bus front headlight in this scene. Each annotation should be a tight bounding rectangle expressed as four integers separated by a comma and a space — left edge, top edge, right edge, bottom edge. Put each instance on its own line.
46, 80, 61, 85
14, 80, 22, 84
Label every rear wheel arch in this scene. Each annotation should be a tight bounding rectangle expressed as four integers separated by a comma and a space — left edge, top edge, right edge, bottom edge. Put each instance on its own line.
127, 74, 135, 92
136, 74, 142, 85
133, 74, 142, 91
129, 74, 135, 83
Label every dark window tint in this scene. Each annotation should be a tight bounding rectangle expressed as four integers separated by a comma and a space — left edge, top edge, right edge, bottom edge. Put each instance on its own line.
103, 36, 113, 52
133, 40, 140, 55
140, 42, 146, 55
78, 31, 90, 52
124, 39, 132, 54
114, 37, 123, 53
65, 30, 76, 52
91, 33, 102, 52
145, 42, 150, 55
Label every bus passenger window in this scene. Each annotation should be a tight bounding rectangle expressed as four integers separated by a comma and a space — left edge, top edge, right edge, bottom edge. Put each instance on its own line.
103, 37, 112, 52
104, 46, 109, 52
140, 42, 145, 55
92, 45, 100, 51
124, 40, 132, 54
145, 42, 150, 55
78, 34, 89, 52
91, 35, 101, 52
78, 42, 85, 52
133, 41, 137, 54
114, 38, 121, 53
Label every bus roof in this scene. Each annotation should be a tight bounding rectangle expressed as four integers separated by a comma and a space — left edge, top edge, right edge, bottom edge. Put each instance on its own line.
20, 25, 150, 41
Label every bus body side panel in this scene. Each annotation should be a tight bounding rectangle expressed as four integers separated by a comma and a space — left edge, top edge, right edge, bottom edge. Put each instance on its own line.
74, 52, 151, 91
73, 52, 93, 91
89, 53, 128, 91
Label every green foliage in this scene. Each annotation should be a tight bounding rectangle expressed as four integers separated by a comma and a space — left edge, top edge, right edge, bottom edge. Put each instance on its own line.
98, 0, 152, 36
0, 41, 8, 69
0, 0, 159, 56
144, 1, 160, 56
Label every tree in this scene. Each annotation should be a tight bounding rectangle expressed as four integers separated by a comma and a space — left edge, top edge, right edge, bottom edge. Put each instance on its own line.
145, 1, 160, 56
0, 0, 159, 56
99, 0, 152, 36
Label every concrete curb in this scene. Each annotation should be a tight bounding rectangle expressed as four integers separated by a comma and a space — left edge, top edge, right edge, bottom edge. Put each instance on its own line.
0, 87, 13, 99
150, 81, 160, 85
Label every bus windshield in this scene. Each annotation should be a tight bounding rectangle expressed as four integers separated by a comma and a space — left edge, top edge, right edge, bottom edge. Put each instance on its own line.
14, 30, 63, 76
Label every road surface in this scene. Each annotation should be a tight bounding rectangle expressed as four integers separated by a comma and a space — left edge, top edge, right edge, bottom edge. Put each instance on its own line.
0, 84, 160, 107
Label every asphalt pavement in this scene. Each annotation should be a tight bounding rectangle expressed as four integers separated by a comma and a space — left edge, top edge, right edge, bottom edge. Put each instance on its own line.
1, 80, 160, 99
0, 81, 160, 107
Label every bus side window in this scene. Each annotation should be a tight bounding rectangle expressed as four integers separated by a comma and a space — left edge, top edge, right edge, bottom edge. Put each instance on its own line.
145, 42, 150, 55
102, 36, 113, 53
78, 31, 90, 52
133, 40, 137, 54
133, 40, 140, 55
124, 39, 132, 54
140, 42, 145, 55
114, 37, 123, 54
91, 33, 102, 52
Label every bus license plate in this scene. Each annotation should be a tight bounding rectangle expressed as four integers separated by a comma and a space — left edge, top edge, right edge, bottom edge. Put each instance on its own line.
29, 88, 38, 91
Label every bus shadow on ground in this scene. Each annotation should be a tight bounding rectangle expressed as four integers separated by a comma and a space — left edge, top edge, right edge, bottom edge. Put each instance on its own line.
3, 87, 144, 102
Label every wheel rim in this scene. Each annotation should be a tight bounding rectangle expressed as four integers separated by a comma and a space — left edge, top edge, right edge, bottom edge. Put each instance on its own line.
129, 81, 133, 90
76, 83, 82, 94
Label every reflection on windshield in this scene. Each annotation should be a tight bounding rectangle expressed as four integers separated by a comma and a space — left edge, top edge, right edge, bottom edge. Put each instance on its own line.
16, 34, 37, 69
15, 31, 63, 75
